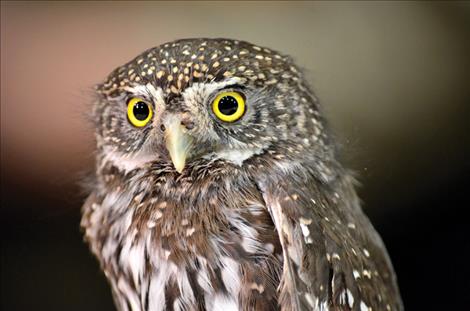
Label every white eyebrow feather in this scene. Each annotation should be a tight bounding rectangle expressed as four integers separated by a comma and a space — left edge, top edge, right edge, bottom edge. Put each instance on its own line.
181, 77, 243, 98
123, 83, 165, 102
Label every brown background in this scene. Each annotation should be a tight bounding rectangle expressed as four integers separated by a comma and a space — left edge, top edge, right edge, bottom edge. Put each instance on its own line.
2, 2, 470, 310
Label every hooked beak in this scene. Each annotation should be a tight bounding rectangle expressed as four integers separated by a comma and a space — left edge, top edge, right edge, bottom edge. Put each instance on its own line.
164, 116, 193, 173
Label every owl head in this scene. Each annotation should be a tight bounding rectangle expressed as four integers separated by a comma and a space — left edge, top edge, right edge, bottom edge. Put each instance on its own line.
93, 38, 330, 175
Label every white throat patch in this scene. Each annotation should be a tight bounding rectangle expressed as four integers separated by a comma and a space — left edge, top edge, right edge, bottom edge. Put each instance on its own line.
206, 147, 263, 166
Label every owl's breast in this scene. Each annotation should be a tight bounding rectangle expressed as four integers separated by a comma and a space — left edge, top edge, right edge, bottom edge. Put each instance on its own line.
82, 171, 283, 310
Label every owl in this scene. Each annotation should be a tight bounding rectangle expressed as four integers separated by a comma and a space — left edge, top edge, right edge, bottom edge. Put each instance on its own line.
81, 38, 403, 311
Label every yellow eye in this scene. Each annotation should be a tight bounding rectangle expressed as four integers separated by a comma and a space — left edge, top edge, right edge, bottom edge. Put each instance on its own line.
212, 91, 246, 122
127, 97, 153, 127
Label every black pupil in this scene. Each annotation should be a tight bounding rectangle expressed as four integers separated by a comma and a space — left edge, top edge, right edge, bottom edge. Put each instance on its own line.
218, 96, 239, 115
133, 102, 150, 121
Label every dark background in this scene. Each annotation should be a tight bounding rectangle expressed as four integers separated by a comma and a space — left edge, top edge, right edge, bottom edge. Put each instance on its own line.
2, 2, 470, 310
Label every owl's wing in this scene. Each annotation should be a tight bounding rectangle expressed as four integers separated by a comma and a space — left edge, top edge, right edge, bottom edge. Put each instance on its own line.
257, 170, 403, 311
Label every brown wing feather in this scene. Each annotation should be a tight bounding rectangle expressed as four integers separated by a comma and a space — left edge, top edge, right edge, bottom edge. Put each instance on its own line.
257, 171, 403, 311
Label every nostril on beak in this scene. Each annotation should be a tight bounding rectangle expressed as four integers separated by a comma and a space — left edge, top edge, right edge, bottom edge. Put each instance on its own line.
181, 120, 195, 130
160, 124, 166, 132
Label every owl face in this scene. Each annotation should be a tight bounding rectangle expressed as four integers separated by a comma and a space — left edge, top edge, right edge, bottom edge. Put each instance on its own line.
93, 38, 324, 173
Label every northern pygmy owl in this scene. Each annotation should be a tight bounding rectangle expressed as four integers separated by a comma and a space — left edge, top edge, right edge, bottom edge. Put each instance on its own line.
81, 38, 403, 311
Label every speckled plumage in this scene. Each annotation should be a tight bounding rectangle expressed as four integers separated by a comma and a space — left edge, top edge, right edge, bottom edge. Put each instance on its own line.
81, 38, 403, 311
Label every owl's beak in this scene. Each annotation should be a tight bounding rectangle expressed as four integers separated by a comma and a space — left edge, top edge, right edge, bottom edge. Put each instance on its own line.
164, 116, 193, 173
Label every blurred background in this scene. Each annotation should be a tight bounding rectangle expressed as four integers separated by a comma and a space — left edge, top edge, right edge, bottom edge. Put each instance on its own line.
1, 1, 469, 310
